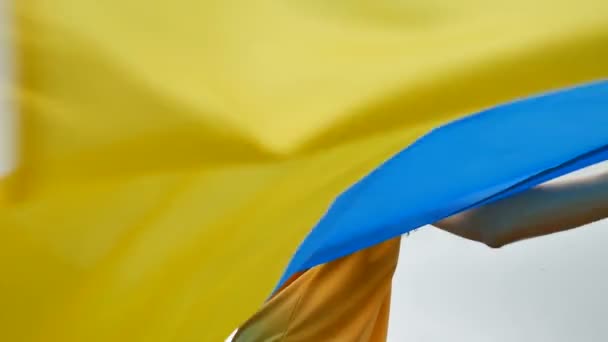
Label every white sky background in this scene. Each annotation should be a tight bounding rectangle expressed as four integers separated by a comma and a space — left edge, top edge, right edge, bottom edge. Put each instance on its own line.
390, 162, 608, 342
0, 0, 15, 176
2, 5, 607, 341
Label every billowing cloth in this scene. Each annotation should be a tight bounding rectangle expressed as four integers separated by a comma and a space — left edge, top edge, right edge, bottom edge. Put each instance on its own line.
2, 1, 608, 341
233, 82, 608, 342
233, 238, 401, 341
275, 80, 608, 291
231, 82, 608, 342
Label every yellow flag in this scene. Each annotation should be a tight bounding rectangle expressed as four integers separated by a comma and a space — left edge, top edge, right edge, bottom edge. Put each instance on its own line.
2, 1, 608, 340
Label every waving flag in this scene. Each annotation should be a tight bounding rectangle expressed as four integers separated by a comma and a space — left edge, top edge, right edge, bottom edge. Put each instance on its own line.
274, 81, 608, 291
1, 1, 608, 341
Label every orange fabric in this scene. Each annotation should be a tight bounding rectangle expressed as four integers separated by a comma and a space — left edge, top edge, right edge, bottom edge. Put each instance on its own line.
233, 237, 402, 341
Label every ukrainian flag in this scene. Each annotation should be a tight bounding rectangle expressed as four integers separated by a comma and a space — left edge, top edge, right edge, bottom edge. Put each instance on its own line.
1, 1, 607, 341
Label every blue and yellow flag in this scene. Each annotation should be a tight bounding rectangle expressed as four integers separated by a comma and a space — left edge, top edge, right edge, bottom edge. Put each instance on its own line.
2, 1, 608, 341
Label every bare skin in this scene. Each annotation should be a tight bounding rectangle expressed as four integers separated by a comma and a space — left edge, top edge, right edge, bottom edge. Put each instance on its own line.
434, 169, 608, 248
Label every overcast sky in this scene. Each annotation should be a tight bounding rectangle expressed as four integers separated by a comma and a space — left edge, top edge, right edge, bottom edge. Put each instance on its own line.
0, 0, 15, 176
390, 162, 608, 341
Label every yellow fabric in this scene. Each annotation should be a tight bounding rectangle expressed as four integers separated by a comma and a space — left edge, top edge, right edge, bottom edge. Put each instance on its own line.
233, 238, 401, 342
2, 1, 608, 341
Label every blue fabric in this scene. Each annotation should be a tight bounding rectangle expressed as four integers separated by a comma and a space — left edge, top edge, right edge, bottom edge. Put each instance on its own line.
274, 80, 608, 292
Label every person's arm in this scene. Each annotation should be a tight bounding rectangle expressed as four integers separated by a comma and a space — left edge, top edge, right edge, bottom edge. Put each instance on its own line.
433, 169, 608, 248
